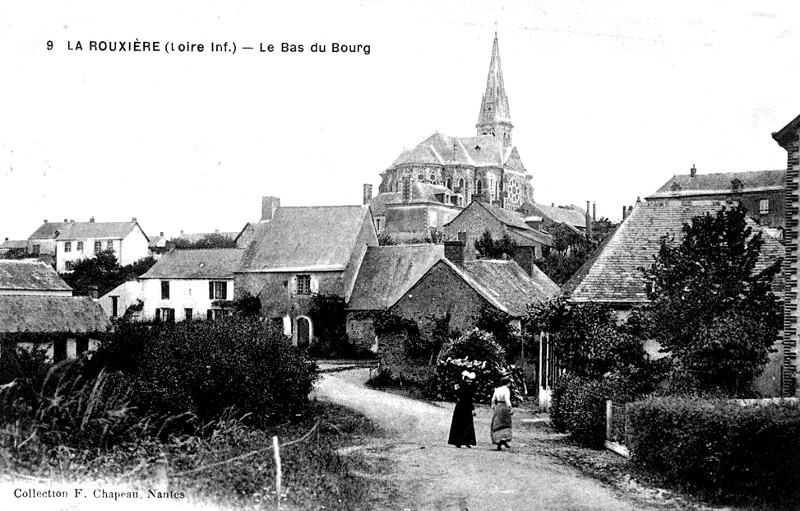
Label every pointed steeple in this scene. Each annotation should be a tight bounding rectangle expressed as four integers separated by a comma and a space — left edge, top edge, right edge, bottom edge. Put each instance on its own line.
476, 32, 513, 148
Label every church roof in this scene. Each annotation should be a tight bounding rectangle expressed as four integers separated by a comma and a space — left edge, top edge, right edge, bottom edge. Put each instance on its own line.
477, 33, 512, 127
237, 206, 373, 273
388, 132, 524, 173
647, 170, 785, 199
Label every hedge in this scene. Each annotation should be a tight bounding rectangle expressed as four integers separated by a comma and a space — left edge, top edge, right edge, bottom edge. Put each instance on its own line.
627, 397, 800, 501
550, 375, 618, 448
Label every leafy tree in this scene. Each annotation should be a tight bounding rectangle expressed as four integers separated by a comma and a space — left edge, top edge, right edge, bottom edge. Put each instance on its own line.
172, 233, 237, 250
61, 249, 155, 297
474, 230, 517, 259
232, 292, 262, 317
536, 218, 619, 285
476, 307, 523, 363
641, 205, 782, 395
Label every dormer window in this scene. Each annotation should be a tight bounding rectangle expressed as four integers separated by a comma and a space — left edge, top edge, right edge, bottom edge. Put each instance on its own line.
759, 199, 770, 215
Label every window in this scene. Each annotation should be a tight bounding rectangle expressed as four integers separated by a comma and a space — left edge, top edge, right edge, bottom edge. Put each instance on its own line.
65, 261, 75, 271
207, 309, 230, 320
184, 308, 193, 321
77, 241, 83, 252
208, 281, 228, 300
111, 296, 119, 317
106, 240, 114, 250
446, 177, 453, 190
64, 241, 72, 252
94, 241, 102, 254
476, 179, 484, 195
759, 199, 770, 215
32, 244, 40, 255
161, 280, 170, 299
76, 337, 89, 355
296, 275, 311, 295
156, 308, 175, 322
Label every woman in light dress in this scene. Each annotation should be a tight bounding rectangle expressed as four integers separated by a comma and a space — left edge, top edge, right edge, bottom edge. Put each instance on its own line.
490, 374, 513, 451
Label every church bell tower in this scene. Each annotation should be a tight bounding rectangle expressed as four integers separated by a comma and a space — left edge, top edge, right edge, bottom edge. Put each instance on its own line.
476, 33, 513, 148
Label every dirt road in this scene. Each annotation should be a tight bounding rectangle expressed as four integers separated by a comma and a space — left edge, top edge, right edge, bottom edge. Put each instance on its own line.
313, 368, 657, 511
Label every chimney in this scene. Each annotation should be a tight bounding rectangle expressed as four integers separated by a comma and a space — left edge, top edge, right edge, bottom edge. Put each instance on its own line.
551, 203, 554, 207
622, 205, 628, 220
362, 184, 373, 205
636, 196, 641, 203
4, 237, 7, 242
690, 164, 697, 178
88, 285, 99, 300
43, 219, 48, 224
89, 216, 95, 223
160, 232, 164, 236
131, 217, 137, 222
592, 202, 596, 222
445, 233, 471, 267
64, 218, 68, 223
215, 229, 219, 233
261, 196, 281, 221
511, 246, 535, 277
402, 176, 412, 203
586, 201, 593, 240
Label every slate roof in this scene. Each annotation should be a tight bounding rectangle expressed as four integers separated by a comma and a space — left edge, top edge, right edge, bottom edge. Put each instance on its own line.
0, 239, 28, 250
347, 244, 444, 311
140, 248, 242, 280
237, 206, 373, 272
0, 260, 72, 292
773, 113, 800, 148
389, 132, 525, 173
647, 170, 785, 199
519, 202, 587, 229
441, 259, 559, 317
0, 295, 110, 333
446, 201, 554, 247
28, 221, 70, 240
563, 201, 785, 305
56, 221, 143, 241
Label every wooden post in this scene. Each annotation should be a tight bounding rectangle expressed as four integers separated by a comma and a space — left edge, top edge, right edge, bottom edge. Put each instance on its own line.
153, 454, 168, 492
273, 435, 282, 508
605, 400, 613, 442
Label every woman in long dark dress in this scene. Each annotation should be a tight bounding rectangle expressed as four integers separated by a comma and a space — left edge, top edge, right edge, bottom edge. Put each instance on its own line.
448, 371, 476, 448
490, 375, 513, 451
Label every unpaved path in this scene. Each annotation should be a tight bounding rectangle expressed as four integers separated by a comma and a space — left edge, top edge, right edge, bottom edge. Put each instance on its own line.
313, 368, 658, 511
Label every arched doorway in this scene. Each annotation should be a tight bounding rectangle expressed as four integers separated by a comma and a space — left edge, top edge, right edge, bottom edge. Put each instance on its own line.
296, 316, 311, 349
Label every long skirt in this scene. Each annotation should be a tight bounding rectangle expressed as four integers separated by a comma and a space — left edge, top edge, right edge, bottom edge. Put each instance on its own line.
490, 403, 513, 444
447, 400, 476, 446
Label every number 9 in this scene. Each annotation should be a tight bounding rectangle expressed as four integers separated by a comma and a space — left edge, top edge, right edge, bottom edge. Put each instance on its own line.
47, 40, 53, 50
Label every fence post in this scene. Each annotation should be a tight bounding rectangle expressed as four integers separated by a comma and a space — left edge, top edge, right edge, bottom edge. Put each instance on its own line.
273, 435, 282, 508
153, 454, 169, 492
605, 400, 613, 442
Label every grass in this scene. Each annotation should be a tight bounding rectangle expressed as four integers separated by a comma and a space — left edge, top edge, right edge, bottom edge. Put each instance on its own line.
1, 400, 391, 510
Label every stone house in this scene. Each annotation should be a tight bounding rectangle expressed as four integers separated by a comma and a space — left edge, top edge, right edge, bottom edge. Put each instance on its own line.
0, 239, 28, 259
346, 244, 445, 350
646, 167, 786, 229
50, 218, 150, 273
773, 113, 800, 396
235, 205, 378, 347
0, 260, 109, 360
135, 248, 243, 322
441, 200, 554, 274
26, 219, 71, 265
561, 200, 785, 396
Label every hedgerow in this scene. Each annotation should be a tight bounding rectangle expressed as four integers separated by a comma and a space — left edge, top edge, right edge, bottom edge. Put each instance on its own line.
627, 397, 800, 502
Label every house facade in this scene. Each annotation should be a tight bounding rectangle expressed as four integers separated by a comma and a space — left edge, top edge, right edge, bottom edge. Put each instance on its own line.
235, 205, 378, 347
53, 218, 150, 272
137, 248, 242, 322
646, 167, 785, 229
773, 113, 800, 396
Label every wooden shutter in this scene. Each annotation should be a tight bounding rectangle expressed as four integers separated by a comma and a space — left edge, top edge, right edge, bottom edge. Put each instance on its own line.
209, 282, 214, 299
221, 282, 227, 300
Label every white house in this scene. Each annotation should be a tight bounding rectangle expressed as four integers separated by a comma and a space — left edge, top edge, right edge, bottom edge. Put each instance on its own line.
54, 217, 150, 273
138, 248, 242, 322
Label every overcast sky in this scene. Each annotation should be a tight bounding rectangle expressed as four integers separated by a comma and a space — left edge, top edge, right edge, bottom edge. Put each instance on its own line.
1, 0, 798, 241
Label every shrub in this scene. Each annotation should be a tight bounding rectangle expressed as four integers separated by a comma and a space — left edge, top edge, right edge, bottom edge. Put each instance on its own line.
550, 375, 619, 448
93, 318, 319, 429
435, 357, 522, 404
627, 398, 800, 502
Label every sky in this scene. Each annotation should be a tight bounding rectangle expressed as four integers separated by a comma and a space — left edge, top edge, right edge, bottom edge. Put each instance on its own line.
1, 0, 799, 241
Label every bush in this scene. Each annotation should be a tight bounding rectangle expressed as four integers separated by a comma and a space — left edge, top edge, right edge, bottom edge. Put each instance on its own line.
93, 317, 319, 429
550, 375, 619, 448
435, 357, 522, 404
627, 398, 800, 502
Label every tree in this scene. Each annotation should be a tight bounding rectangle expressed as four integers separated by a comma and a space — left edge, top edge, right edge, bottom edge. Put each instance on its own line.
61, 250, 156, 297
172, 233, 237, 250
536, 218, 619, 285
641, 205, 782, 395
474, 230, 517, 259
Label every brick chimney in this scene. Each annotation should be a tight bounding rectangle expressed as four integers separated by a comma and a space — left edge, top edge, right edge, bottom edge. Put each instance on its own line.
261, 196, 281, 221
401, 177, 412, 203
89, 216, 95, 223
592, 202, 596, 222
586, 201, 593, 240
444, 232, 473, 267
690, 164, 697, 178
363, 184, 373, 205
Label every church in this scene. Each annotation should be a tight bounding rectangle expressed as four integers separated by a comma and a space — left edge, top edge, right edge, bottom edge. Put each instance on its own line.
365, 34, 536, 240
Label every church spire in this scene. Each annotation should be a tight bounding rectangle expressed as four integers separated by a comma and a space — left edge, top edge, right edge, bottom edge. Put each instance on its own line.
476, 32, 513, 148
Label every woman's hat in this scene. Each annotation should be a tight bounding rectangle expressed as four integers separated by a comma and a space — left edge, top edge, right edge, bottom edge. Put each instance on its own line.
461, 370, 476, 381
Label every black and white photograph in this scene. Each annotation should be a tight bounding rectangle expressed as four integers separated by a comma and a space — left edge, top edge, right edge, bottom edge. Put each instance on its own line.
1, 1, 799, 510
